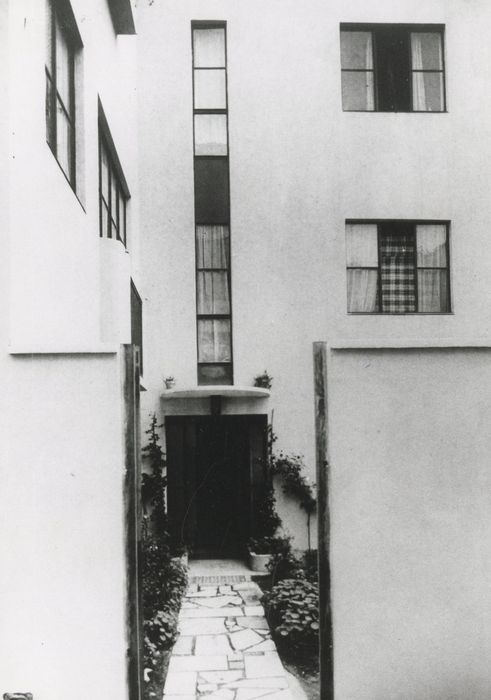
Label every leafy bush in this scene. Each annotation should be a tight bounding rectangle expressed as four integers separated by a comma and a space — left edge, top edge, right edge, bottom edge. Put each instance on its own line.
267, 540, 303, 585
262, 577, 319, 649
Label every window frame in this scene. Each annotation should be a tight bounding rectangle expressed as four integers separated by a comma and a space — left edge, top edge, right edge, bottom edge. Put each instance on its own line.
130, 280, 143, 376
45, 0, 81, 188
340, 23, 447, 113
192, 21, 234, 386
345, 219, 452, 314
98, 108, 130, 248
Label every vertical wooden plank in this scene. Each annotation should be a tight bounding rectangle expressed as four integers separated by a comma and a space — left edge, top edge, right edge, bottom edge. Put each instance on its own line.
122, 344, 143, 700
313, 342, 334, 700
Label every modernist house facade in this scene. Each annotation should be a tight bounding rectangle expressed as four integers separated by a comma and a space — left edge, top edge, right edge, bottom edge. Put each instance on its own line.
3, 0, 491, 698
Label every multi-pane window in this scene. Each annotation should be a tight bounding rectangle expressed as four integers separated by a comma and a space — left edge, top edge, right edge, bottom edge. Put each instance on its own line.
131, 281, 143, 375
45, 0, 78, 185
346, 221, 450, 313
99, 134, 128, 246
340, 25, 445, 112
192, 23, 233, 385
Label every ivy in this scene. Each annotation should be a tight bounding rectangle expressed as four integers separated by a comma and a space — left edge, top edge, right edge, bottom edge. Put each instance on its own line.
141, 413, 168, 539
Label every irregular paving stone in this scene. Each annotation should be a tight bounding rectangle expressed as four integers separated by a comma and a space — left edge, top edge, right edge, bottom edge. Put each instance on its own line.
232, 582, 261, 592
229, 661, 245, 670
260, 692, 293, 700
179, 617, 229, 635
194, 595, 241, 609
236, 616, 269, 631
199, 670, 244, 684
172, 635, 194, 655
227, 651, 243, 661
238, 590, 261, 606
198, 683, 218, 693
229, 628, 264, 651
163, 670, 197, 695
218, 585, 232, 593
180, 607, 244, 619
244, 652, 284, 679
194, 634, 233, 655
235, 689, 276, 700
186, 590, 222, 599
206, 691, 235, 700
244, 639, 276, 653
169, 654, 228, 673
181, 601, 198, 609
163, 696, 197, 700
225, 678, 289, 690
244, 606, 264, 617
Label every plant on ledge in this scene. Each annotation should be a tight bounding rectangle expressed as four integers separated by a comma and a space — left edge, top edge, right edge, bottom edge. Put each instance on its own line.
253, 370, 273, 390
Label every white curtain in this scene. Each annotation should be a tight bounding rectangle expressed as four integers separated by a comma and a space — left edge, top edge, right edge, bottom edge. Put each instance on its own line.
411, 33, 444, 111
347, 269, 378, 312
416, 225, 447, 267
346, 224, 378, 266
418, 270, 448, 312
196, 225, 229, 268
198, 320, 231, 362
194, 114, 228, 156
197, 272, 230, 314
341, 31, 374, 111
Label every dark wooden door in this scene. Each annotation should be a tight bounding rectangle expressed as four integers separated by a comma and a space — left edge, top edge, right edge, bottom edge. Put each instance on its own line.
166, 415, 267, 557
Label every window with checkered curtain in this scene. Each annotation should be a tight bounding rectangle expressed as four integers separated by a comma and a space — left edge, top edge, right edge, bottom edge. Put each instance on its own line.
346, 221, 450, 313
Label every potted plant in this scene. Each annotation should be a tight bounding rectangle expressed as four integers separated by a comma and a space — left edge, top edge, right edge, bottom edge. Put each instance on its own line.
247, 536, 276, 572
253, 370, 273, 390
246, 477, 282, 571
164, 376, 175, 390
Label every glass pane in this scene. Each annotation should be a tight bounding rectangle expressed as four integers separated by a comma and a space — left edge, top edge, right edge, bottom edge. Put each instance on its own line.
411, 33, 443, 70
412, 72, 444, 111
55, 15, 71, 110
198, 319, 231, 362
346, 224, 378, 266
380, 230, 416, 313
194, 159, 230, 223
46, 0, 53, 69
119, 193, 126, 244
56, 102, 72, 178
418, 269, 449, 312
196, 225, 229, 268
347, 269, 378, 312
195, 114, 228, 156
101, 201, 110, 238
416, 225, 447, 267
342, 71, 374, 111
101, 145, 109, 200
340, 31, 373, 69
193, 28, 226, 68
194, 69, 227, 110
197, 271, 230, 314
111, 173, 118, 222
198, 364, 232, 385
46, 74, 55, 146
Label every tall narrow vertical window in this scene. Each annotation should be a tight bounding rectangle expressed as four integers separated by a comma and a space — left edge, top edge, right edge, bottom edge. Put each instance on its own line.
99, 130, 129, 247
45, 0, 80, 186
192, 22, 232, 385
131, 281, 143, 375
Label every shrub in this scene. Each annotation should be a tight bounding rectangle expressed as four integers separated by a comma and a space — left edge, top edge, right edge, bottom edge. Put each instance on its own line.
262, 577, 319, 650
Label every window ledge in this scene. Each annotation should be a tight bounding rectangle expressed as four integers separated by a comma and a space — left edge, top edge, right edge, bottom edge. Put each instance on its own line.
330, 338, 491, 350
161, 385, 270, 399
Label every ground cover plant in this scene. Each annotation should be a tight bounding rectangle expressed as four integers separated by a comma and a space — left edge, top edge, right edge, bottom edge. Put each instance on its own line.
141, 414, 188, 699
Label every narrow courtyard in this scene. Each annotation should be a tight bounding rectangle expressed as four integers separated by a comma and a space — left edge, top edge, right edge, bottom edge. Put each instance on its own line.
163, 562, 305, 700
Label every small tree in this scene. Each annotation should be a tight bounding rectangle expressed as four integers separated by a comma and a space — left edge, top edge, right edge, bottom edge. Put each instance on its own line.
141, 413, 168, 539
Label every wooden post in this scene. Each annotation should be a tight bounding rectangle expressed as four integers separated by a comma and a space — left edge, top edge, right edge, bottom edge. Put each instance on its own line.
122, 344, 143, 700
313, 342, 334, 700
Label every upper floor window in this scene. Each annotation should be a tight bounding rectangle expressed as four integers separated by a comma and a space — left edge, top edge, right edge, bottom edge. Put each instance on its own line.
346, 221, 450, 313
99, 130, 128, 246
45, 0, 81, 186
340, 25, 446, 112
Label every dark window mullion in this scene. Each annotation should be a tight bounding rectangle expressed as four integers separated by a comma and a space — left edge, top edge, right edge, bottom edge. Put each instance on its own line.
376, 224, 382, 311
412, 227, 419, 311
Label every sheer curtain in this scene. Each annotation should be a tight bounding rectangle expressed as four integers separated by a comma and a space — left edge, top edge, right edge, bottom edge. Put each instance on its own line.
346, 224, 378, 311
416, 224, 448, 312
411, 33, 444, 111
196, 225, 231, 361
341, 31, 374, 111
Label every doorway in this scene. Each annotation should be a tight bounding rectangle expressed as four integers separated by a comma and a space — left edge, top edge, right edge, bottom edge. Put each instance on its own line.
166, 415, 267, 558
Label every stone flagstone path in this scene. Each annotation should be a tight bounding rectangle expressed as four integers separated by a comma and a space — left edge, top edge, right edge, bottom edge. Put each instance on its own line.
163, 579, 295, 700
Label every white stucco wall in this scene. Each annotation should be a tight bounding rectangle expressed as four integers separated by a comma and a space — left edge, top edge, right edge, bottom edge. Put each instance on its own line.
2, 1, 139, 696
137, 0, 491, 549
329, 348, 491, 699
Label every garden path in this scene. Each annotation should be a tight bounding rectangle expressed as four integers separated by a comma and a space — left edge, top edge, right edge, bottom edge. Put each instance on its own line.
163, 563, 301, 700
